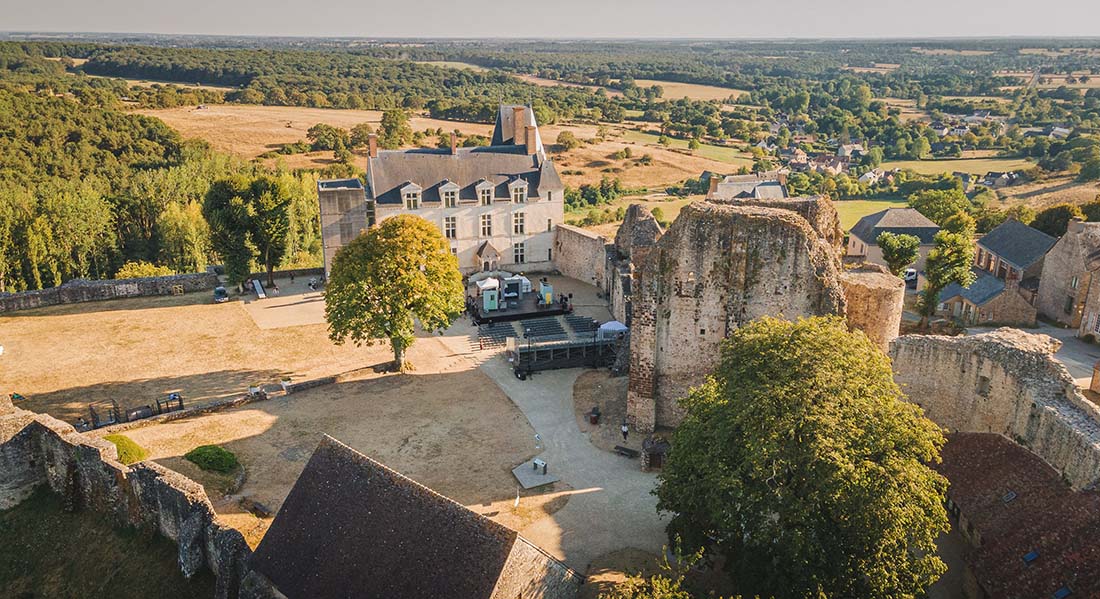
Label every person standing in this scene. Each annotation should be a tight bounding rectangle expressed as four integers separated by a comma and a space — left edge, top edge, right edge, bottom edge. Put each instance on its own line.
620, 422, 629, 442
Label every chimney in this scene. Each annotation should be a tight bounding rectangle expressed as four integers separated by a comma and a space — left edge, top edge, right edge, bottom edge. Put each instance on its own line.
707, 175, 720, 196
450, 132, 458, 155
525, 125, 537, 155
367, 134, 378, 158
1069, 217, 1086, 234
512, 106, 525, 146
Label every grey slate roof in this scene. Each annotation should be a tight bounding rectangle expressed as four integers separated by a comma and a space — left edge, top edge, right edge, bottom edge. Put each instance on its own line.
317, 178, 363, 191
940, 268, 1005, 306
250, 436, 522, 599
849, 208, 940, 244
710, 174, 789, 201
367, 147, 563, 205
977, 219, 1056, 270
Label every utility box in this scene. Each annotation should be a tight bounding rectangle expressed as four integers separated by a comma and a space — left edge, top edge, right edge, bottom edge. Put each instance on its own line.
483, 288, 499, 312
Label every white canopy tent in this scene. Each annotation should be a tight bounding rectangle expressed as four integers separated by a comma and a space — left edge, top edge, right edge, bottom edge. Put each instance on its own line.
597, 320, 628, 339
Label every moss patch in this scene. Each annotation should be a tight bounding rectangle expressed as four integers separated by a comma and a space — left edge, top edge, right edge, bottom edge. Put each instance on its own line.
184, 445, 240, 473
103, 434, 148, 465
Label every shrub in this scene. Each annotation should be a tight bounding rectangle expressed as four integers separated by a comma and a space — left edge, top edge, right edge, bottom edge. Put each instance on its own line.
104, 434, 148, 465
114, 260, 173, 279
184, 445, 239, 473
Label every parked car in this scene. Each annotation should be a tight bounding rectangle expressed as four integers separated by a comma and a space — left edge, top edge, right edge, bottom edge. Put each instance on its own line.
904, 268, 918, 289
213, 286, 230, 303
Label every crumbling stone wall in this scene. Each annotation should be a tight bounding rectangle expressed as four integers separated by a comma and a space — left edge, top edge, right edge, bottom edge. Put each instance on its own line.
839, 263, 905, 351
606, 205, 664, 325
709, 195, 843, 248
627, 203, 847, 431
890, 328, 1100, 490
0, 272, 219, 313
0, 405, 251, 598
553, 224, 610, 289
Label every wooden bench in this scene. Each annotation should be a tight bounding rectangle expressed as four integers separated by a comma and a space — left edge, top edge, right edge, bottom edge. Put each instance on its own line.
614, 445, 640, 459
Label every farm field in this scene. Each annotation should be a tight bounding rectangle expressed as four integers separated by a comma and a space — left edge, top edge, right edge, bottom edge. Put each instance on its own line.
883, 157, 1034, 176
632, 79, 747, 101
999, 176, 1100, 210
415, 60, 489, 72
621, 130, 753, 165
515, 74, 622, 96
834, 198, 909, 231
567, 195, 697, 228
880, 97, 929, 122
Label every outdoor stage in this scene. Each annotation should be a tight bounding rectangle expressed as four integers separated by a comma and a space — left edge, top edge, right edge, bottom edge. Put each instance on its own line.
473, 294, 569, 325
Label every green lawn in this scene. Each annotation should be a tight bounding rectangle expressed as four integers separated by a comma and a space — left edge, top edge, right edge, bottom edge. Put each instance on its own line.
834, 198, 909, 231
883, 157, 1033, 176
621, 130, 753, 166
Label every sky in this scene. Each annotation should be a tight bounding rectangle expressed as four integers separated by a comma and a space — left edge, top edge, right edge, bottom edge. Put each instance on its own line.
4, 0, 1100, 39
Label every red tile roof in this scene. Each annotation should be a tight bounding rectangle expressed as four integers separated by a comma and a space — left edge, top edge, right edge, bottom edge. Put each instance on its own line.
936, 433, 1100, 598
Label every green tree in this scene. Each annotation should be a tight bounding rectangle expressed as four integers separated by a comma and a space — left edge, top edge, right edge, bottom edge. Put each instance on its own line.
556, 131, 580, 151
656, 316, 948, 599
1031, 203, 1085, 237
349, 122, 375, 148
907, 188, 971, 226
248, 176, 294, 286
876, 232, 921, 276
917, 230, 976, 326
306, 123, 350, 151
115, 260, 173, 279
325, 215, 464, 371
687, 138, 701, 150
203, 176, 256, 286
943, 210, 977, 236
157, 200, 210, 273
1078, 159, 1100, 182
379, 109, 413, 149
1081, 197, 1100, 222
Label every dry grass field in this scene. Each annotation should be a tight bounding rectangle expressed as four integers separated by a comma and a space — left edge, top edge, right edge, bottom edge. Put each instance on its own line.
515, 74, 623, 97
844, 63, 901, 75
632, 79, 747, 101
1000, 176, 1100, 210
911, 48, 994, 56
880, 97, 929, 122
415, 60, 489, 71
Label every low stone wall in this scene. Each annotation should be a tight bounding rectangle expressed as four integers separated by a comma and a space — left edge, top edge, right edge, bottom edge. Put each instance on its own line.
0, 401, 251, 598
248, 267, 324, 281
890, 328, 1100, 490
0, 272, 220, 313
554, 225, 610, 290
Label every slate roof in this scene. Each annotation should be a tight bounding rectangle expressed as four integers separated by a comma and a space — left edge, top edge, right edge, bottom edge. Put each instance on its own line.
491, 104, 545, 155
317, 178, 364, 191
940, 268, 1005, 306
367, 147, 563, 205
977, 219, 1056, 270
250, 436, 523, 599
936, 433, 1100, 599
709, 174, 789, 200
849, 208, 940, 244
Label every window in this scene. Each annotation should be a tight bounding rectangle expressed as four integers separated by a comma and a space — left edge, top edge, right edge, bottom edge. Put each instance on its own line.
546, 191, 553, 202
513, 212, 525, 235
443, 216, 456, 240
480, 214, 492, 237
547, 218, 553, 233
513, 242, 525, 264
404, 191, 420, 210
1072, 275, 1080, 290
1065, 295, 1075, 315
547, 248, 552, 262
479, 188, 492, 205
512, 186, 527, 203
450, 246, 457, 257
443, 190, 457, 208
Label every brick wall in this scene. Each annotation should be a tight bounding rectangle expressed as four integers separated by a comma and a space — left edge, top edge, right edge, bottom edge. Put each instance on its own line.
0, 272, 219, 313
553, 224, 610, 289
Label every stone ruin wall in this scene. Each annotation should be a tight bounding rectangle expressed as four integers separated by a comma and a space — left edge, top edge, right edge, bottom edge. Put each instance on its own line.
709, 195, 844, 248
553, 224, 610, 291
838, 263, 906, 351
890, 328, 1100, 490
606, 205, 665, 325
0, 398, 252, 598
627, 203, 848, 431
0, 272, 220, 313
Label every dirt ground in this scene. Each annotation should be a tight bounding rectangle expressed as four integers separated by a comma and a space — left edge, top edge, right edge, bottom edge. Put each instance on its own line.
0, 289, 387, 423
572, 370, 642, 454
999, 176, 1100, 210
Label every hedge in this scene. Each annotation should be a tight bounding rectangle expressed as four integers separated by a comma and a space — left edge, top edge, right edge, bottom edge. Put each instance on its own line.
184, 445, 239, 473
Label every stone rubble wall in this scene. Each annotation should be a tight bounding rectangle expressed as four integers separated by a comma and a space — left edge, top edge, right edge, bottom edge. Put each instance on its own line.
890, 328, 1100, 490
0, 403, 251, 598
839, 263, 905, 351
709, 195, 844, 248
627, 203, 847, 431
0, 272, 220, 313
553, 224, 610, 290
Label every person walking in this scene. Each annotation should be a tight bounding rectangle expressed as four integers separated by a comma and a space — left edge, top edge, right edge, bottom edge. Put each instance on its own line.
620, 422, 629, 442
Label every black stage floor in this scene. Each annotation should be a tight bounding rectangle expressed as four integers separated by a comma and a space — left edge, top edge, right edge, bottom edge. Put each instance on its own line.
473, 295, 568, 325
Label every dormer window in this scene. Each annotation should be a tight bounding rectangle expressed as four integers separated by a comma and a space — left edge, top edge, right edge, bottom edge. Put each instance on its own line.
439, 180, 460, 208
475, 179, 494, 206
509, 179, 528, 204
400, 182, 422, 210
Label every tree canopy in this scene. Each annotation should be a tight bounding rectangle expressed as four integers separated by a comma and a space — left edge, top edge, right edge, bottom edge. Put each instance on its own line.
324, 215, 464, 370
1031, 203, 1085, 237
656, 316, 948, 599
876, 232, 921, 276
917, 230, 976, 325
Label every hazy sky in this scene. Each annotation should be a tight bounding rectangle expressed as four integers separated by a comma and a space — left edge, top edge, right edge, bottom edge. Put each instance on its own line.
4, 0, 1100, 38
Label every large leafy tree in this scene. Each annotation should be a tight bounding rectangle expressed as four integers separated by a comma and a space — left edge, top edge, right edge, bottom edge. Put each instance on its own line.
203, 175, 294, 287
1031, 203, 1084, 237
917, 230, 976, 326
325, 215, 464, 371
907, 188, 971, 226
876, 231, 921, 276
656, 316, 948, 599
379, 108, 413, 149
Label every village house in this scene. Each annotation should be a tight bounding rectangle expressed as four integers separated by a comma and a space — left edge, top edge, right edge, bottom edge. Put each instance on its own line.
937, 268, 1039, 326
858, 168, 886, 185
980, 171, 1019, 189
953, 171, 974, 191
317, 104, 564, 276
1037, 219, 1100, 330
928, 121, 952, 137
706, 172, 789, 200
806, 154, 850, 175
836, 143, 864, 158
847, 208, 940, 270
